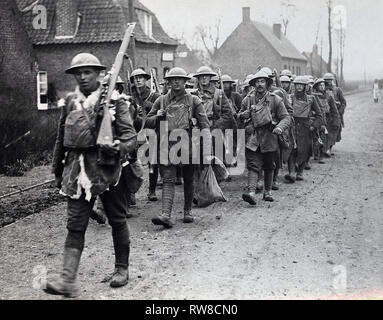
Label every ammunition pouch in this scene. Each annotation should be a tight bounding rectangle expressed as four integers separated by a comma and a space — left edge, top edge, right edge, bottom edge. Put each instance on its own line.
63, 108, 97, 149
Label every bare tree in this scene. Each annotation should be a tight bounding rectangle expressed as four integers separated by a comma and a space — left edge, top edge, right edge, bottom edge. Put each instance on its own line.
194, 19, 221, 59
327, 0, 333, 73
280, 0, 297, 36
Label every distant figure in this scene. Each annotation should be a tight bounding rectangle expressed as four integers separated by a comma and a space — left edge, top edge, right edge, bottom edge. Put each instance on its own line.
373, 79, 380, 103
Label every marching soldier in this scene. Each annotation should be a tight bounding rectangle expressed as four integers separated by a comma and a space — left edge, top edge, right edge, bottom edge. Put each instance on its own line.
130, 69, 161, 202
285, 76, 323, 183
323, 73, 347, 149
312, 78, 341, 161
261, 67, 293, 191
145, 67, 212, 228
193, 66, 236, 165
238, 70, 290, 205
45, 53, 137, 297
222, 74, 243, 113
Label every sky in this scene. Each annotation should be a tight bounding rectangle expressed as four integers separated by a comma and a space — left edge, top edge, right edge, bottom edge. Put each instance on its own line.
140, 0, 383, 80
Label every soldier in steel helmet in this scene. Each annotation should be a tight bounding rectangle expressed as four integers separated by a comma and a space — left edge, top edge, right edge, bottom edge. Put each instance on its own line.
129, 69, 161, 202
145, 67, 212, 228
222, 74, 243, 114
323, 72, 347, 150
44, 53, 137, 297
260, 67, 293, 191
238, 70, 290, 205
312, 78, 341, 161
285, 76, 323, 183
193, 66, 235, 132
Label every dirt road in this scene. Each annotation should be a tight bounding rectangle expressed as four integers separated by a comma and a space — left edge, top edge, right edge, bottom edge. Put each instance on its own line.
0, 91, 382, 300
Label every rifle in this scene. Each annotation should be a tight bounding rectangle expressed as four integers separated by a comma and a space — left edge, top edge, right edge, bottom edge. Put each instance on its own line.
97, 23, 136, 149
150, 68, 160, 93
274, 68, 282, 88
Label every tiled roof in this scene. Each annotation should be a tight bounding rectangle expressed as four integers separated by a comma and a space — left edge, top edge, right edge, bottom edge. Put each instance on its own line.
253, 21, 307, 61
15, 0, 178, 46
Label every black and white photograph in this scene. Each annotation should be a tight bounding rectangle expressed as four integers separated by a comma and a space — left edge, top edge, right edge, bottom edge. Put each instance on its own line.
0, 0, 382, 304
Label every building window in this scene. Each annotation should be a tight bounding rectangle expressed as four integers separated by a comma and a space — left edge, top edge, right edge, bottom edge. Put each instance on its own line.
297, 67, 301, 75
37, 71, 48, 110
284, 65, 288, 70
162, 52, 174, 62
136, 9, 153, 38
292, 66, 295, 74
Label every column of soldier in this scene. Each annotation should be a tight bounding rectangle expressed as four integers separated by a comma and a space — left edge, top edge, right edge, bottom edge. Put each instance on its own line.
43, 53, 346, 297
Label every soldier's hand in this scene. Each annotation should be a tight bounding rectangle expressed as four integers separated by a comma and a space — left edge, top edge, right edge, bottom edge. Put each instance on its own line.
272, 127, 283, 135
240, 110, 251, 120
100, 140, 121, 156
310, 126, 315, 132
157, 109, 166, 117
54, 175, 63, 189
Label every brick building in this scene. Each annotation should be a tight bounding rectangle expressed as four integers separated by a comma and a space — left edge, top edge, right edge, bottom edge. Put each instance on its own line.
214, 7, 307, 81
16, 0, 178, 108
175, 43, 204, 75
0, 0, 37, 167
302, 44, 328, 78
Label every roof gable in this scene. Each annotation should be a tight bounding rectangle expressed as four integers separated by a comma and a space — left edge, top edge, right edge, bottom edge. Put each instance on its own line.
252, 22, 307, 61
16, 0, 178, 46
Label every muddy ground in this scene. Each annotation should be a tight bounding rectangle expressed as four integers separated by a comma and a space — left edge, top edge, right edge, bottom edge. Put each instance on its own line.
0, 91, 382, 300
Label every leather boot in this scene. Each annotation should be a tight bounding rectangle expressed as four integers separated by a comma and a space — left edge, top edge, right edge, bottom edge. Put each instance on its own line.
183, 210, 194, 223
147, 192, 158, 202
242, 192, 257, 205
296, 171, 304, 181
263, 170, 274, 202
44, 247, 82, 298
152, 212, 174, 228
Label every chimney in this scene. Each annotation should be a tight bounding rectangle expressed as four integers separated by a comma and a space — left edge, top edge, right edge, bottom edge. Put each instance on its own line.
273, 23, 282, 40
55, 0, 78, 38
242, 7, 250, 23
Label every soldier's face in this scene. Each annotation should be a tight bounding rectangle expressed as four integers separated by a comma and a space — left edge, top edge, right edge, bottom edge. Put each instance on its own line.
135, 75, 147, 88
169, 78, 186, 91
223, 82, 232, 91
74, 67, 100, 92
281, 82, 290, 91
295, 84, 305, 93
325, 80, 333, 88
255, 78, 267, 93
198, 75, 211, 86
318, 83, 326, 92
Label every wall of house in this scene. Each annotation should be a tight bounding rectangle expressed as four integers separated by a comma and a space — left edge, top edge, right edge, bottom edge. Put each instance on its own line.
281, 58, 307, 76
0, 0, 38, 168
214, 23, 282, 80
34, 42, 176, 101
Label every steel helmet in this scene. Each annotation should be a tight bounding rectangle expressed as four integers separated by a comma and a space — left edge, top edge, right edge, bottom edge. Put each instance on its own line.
193, 66, 217, 77
280, 75, 291, 83
130, 69, 151, 83
293, 76, 308, 85
211, 75, 220, 82
221, 74, 235, 83
260, 67, 274, 78
65, 53, 106, 74
323, 73, 335, 81
249, 70, 273, 86
281, 69, 293, 78
164, 67, 191, 80
313, 78, 325, 89
306, 76, 315, 85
